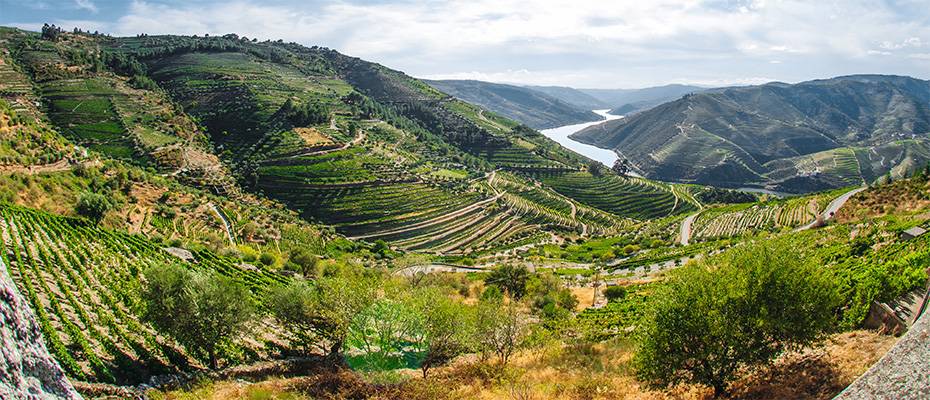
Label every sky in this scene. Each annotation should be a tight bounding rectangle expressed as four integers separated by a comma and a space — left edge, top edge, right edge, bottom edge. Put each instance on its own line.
2, 0, 930, 89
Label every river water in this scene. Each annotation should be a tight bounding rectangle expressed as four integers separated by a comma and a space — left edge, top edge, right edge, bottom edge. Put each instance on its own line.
540, 109, 623, 167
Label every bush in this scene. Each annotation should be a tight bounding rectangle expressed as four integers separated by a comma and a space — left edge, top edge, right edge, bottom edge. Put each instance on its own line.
259, 252, 276, 266
267, 266, 379, 358
141, 264, 255, 369
634, 242, 840, 397
287, 248, 320, 277
129, 74, 159, 90
75, 192, 113, 224
603, 286, 626, 302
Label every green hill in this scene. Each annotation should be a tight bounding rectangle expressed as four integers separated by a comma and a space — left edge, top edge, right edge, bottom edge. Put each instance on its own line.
424, 80, 601, 129
571, 75, 930, 193
0, 27, 699, 258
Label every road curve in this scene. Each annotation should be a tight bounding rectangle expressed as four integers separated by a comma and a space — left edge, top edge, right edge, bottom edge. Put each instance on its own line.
797, 186, 867, 231
679, 212, 700, 245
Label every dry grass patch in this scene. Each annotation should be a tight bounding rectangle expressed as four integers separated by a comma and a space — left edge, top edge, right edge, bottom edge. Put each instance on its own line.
295, 127, 335, 147
145, 330, 897, 400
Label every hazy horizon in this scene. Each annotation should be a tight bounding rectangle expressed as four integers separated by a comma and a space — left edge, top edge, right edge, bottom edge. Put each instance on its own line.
3, 0, 929, 89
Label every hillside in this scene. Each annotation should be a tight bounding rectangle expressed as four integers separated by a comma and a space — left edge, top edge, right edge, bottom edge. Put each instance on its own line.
524, 85, 609, 110
527, 84, 705, 114
572, 75, 930, 193
1, 24, 927, 400
0, 26, 703, 259
425, 80, 601, 129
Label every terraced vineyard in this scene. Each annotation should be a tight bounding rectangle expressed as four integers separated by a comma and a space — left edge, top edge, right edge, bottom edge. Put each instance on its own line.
531, 171, 698, 220
492, 171, 629, 235
0, 44, 41, 119
41, 78, 140, 160
0, 204, 285, 384
3, 29, 722, 258
764, 146, 864, 191
690, 188, 851, 240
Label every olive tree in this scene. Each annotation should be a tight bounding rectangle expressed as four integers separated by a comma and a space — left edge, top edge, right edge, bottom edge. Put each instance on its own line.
141, 264, 255, 369
634, 242, 840, 397
408, 287, 472, 377
267, 268, 378, 360
472, 295, 528, 365
75, 192, 113, 225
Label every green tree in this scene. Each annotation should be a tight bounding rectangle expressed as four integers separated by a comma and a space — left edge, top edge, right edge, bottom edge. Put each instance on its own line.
75, 192, 113, 225
267, 268, 378, 360
408, 288, 472, 377
588, 161, 606, 177
287, 248, 320, 277
634, 242, 840, 397
141, 264, 255, 369
603, 285, 627, 302
472, 296, 528, 365
346, 279, 416, 370
485, 264, 530, 299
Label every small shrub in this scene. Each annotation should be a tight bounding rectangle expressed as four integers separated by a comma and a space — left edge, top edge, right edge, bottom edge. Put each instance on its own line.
603, 286, 627, 302
259, 252, 276, 266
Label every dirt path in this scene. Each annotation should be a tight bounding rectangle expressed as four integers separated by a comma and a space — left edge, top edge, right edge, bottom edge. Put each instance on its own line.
797, 186, 867, 231
487, 170, 500, 194
286, 130, 366, 159
0, 159, 72, 175
393, 264, 486, 277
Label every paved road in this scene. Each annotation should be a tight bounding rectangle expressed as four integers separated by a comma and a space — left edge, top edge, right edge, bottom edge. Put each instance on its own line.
797, 186, 867, 231
393, 264, 486, 277
679, 212, 700, 245
208, 202, 235, 245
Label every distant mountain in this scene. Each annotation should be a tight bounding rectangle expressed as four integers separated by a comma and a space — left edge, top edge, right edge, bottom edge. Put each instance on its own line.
524, 85, 610, 110
571, 75, 930, 193
425, 80, 601, 129
580, 84, 706, 115
528, 84, 706, 116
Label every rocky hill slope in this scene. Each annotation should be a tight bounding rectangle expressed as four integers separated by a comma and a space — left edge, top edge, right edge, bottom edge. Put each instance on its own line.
572, 75, 930, 192
1, 257, 81, 400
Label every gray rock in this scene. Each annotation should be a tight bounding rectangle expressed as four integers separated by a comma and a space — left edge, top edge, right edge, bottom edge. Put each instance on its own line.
835, 293, 930, 400
0, 258, 82, 399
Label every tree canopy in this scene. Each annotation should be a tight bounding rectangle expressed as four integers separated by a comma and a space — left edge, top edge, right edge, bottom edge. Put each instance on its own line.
634, 242, 840, 397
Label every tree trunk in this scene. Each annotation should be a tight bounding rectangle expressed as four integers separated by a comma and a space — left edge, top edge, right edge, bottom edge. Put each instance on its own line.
712, 382, 727, 398
326, 339, 346, 367
209, 348, 218, 370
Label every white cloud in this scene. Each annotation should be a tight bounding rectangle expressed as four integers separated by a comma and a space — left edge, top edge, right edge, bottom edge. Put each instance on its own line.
880, 37, 922, 50
74, 0, 97, 13
9, 0, 928, 87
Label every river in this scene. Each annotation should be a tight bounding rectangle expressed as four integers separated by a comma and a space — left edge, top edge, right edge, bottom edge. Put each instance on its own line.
540, 109, 623, 167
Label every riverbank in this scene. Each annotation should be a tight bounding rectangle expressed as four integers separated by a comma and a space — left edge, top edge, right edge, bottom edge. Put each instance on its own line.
540, 109, 623, 167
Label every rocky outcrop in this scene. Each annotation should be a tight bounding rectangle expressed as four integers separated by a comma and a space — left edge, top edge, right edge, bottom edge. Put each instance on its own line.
835, 289, 930, 399
0, 258, 82, 399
